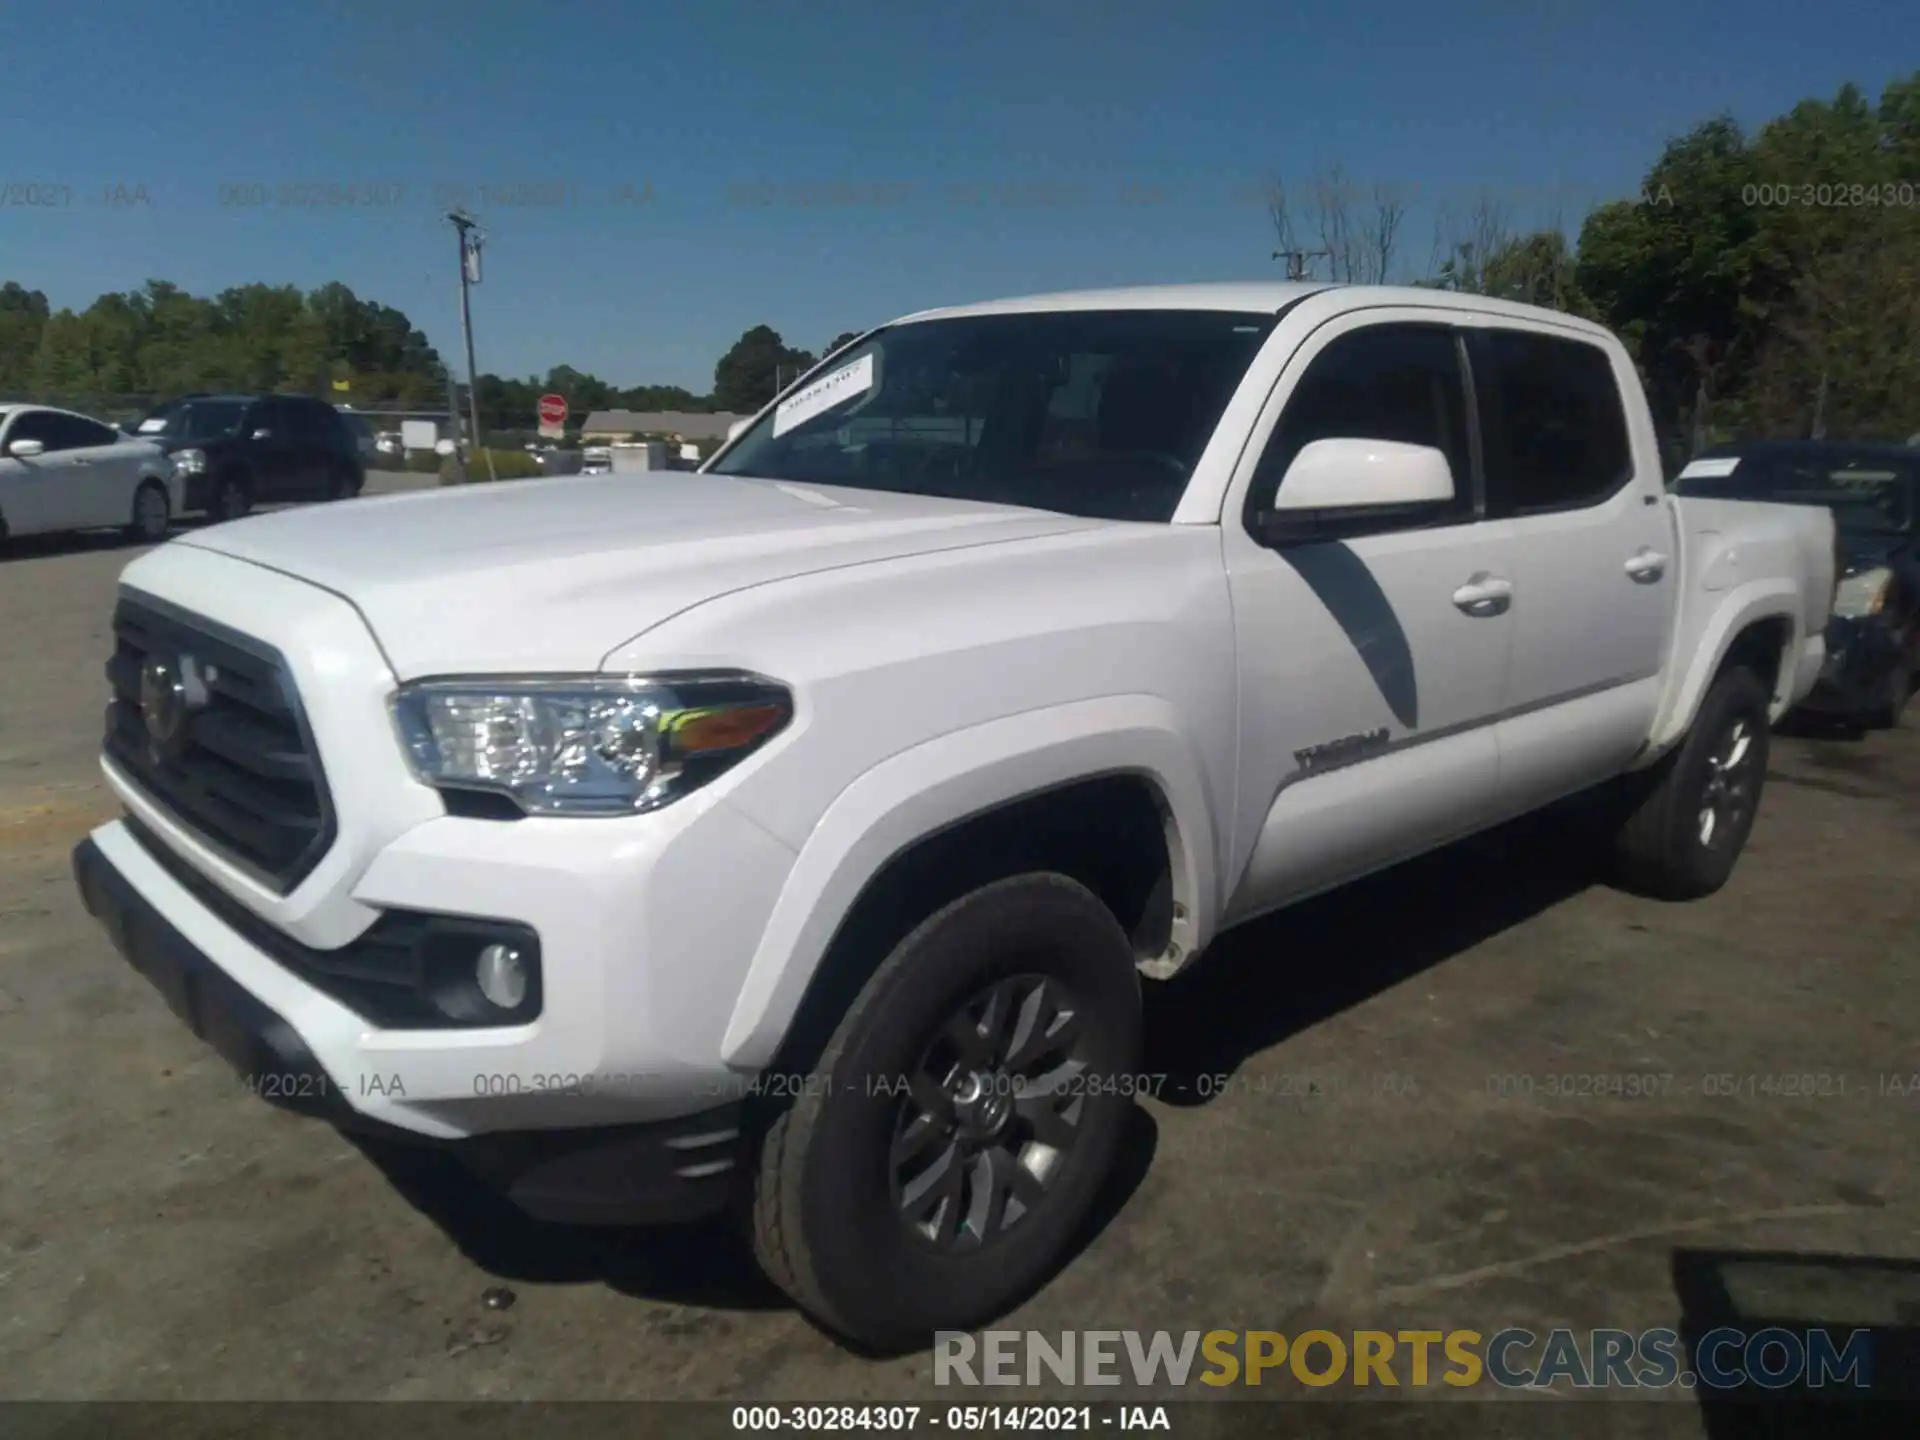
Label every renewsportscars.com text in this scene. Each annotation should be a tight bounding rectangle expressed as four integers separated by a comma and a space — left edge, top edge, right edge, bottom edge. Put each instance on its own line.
934, 1327, 1874, 1391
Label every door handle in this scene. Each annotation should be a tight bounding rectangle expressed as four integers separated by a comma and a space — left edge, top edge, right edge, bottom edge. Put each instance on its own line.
1625, 548, 1669, 583
1452, 573, 1513, 616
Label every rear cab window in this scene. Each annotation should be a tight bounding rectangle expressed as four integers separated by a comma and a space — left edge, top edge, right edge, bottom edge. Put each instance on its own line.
1476, 328, 1632, 515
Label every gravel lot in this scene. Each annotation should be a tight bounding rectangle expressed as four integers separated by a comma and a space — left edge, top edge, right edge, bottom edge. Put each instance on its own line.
1, 475, 1914, 1432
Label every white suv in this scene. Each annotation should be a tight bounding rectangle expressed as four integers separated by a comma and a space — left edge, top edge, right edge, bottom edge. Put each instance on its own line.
74, 283, 1834, 1350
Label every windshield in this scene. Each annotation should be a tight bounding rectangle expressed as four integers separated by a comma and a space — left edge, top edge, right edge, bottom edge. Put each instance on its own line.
1674, 454, 1916, 537
137, 399, 249, 441
710, 309, 1277, 522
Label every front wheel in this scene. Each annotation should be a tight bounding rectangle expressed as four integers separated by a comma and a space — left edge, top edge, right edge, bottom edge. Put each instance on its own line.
750, 874, 1141, 1351
211, 475, 252, 523
127, 480, 170, 543
1866, 659, 1913, 730
1610, 665, 1771, 900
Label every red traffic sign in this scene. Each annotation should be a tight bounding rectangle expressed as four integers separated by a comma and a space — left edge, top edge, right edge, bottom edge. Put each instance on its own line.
537, 393, 568, 428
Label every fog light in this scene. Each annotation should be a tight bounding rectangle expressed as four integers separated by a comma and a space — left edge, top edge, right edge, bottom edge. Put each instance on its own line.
475, 943, 528, 1010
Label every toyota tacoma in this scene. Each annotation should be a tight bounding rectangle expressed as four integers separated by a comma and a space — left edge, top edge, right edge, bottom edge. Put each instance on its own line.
73, 283, 1836, 1350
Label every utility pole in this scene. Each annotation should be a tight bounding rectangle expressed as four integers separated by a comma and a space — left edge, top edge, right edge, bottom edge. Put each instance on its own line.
442, 366, 465, 484
447, 209, 494, 482
1272, 248, 1331, 281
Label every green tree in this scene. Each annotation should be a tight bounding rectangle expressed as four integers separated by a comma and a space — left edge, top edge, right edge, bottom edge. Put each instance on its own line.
713, 325, 814, 412
617, 383, 713, 411
824, 331, 863, 358
0, 283, 50, 393
1575, 72, 1920, 450
29, 310, 98, 400
543, 364, 616, 412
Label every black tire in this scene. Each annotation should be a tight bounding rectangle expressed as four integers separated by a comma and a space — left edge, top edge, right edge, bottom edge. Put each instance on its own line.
1611, 666, 1771, 900
211, 474, 252, 523
127, 480, 171, 543
328, 462, 363, 501
750, 873, 1141, 1351
1866, 660, 1912, 730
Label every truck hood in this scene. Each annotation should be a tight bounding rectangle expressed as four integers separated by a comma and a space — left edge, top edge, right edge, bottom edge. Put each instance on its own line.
177, 472, 1102, 677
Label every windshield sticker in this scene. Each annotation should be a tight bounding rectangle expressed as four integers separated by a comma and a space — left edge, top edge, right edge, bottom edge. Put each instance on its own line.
1675, 456, 1741, 479
136, 417, 167, 433
773, 353, 874, 437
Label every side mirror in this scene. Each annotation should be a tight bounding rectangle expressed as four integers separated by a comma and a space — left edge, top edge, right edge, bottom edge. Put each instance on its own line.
6, 438, 46, 459
1253, 438, 1456, 544
1273, 437, 1455, 511
1253, 438, 1455, 544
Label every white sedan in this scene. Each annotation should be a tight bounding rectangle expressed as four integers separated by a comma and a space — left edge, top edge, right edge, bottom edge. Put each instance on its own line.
0, 404, 180, 544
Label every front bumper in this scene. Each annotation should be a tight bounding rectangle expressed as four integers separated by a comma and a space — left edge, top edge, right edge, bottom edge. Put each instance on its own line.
74, 834, 743, 1225
176, 470, 214, 512
79, 546, 804, 1219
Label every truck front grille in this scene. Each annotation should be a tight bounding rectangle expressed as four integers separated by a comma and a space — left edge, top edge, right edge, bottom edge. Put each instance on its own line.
104, 594, 335, 893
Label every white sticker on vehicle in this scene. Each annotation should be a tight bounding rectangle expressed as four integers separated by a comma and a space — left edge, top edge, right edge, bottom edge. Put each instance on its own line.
773, 353, 874, 437
1675, 456, 1741, 479
136, 417, 167, 434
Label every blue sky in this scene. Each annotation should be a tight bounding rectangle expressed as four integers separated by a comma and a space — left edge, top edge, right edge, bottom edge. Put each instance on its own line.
6, 0, 1915, 392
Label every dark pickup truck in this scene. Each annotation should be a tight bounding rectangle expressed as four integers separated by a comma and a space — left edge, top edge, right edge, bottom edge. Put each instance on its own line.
1675, 440, 1919, 728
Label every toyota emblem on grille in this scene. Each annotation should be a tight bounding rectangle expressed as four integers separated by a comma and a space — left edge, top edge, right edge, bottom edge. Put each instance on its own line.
139, 653, 205, 756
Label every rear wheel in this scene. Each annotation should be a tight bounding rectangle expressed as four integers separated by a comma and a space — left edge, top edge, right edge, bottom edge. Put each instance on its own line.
1611, 666, 1771, 900
127, 480, 170, 543
750, 873, 1141, 1351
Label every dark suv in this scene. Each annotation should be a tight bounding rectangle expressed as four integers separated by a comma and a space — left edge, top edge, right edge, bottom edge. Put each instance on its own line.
1675, 439, 1919, 728
135, 394, 366, 520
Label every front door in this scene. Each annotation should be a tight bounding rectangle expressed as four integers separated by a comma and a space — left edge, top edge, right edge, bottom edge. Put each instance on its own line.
0, 409, 90, 534
50, 411, 143, 527
243, 399, 302, 499
1222, 313, 1517, 922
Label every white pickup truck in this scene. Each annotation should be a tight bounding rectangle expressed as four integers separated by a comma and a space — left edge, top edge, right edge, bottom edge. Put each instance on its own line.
74, 283, 1835, 1350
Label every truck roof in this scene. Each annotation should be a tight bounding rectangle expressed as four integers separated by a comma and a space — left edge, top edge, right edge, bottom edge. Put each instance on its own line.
896, 282, 1618, 342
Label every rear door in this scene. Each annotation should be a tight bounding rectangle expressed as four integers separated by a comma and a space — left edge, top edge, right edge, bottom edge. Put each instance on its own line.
1470, 323, 1675, 814
1222, 313, 1517, 919
279, 400, 323, 497
308, 402, 360, 493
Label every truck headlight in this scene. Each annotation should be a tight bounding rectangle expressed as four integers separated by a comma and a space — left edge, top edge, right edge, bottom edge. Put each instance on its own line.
1833, 566, 1892, 619
172, 447, 206, 475
391, 673, 792, 816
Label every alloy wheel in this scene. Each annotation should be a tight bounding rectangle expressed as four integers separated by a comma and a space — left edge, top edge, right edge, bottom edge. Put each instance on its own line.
889, 974, 1093, 1253
135, 487, 168, 539
1697, 716, 1755, 848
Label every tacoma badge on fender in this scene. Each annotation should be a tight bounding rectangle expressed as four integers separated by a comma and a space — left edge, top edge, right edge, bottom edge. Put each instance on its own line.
1293, 727, 1391, 772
